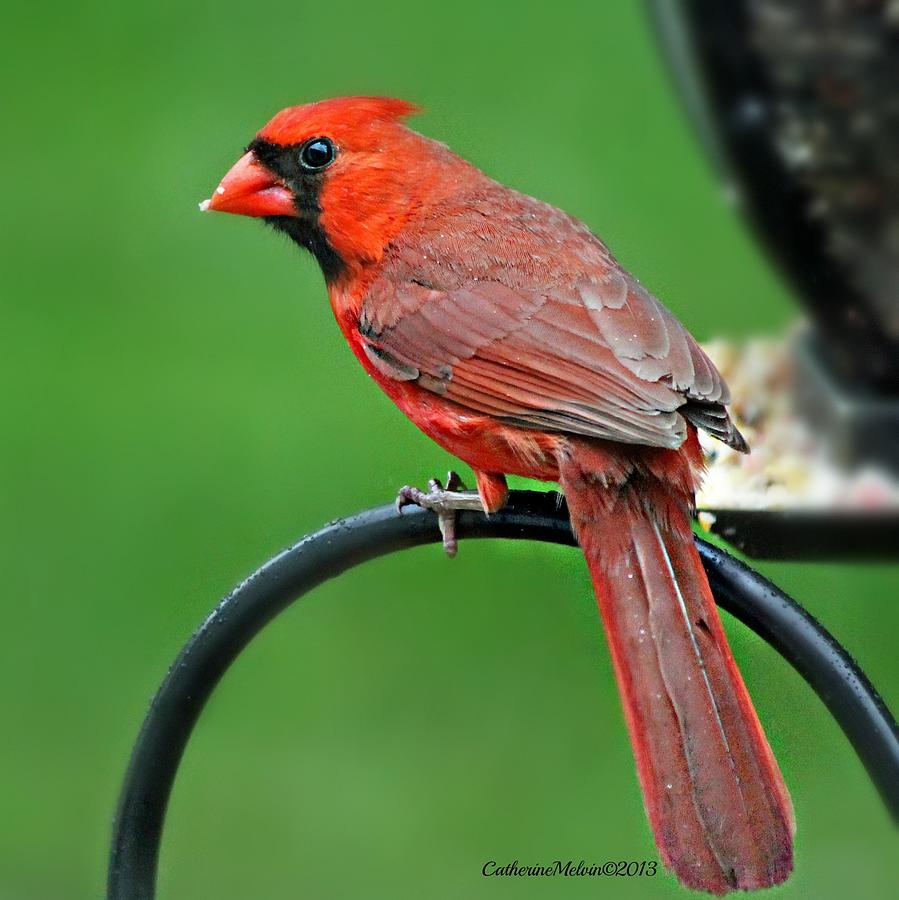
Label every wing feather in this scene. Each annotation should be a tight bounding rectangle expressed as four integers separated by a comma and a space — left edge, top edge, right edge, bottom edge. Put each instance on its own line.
358, 190, 744, 451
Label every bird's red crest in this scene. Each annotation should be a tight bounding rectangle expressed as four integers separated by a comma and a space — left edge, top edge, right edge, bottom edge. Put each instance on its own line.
258, 96, 421, 147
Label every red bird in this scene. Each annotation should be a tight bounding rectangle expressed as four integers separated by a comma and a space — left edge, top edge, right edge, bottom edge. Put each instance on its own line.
203, 97, 794, 893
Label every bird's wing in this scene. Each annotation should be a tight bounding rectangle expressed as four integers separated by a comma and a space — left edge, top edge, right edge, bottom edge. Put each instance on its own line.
358, 194, 744, 451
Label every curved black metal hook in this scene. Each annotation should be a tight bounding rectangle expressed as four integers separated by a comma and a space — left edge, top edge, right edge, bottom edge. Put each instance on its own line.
108, 490, 899, 900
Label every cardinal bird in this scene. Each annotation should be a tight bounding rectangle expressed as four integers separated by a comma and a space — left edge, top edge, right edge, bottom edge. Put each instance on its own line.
202, 97, 794, 893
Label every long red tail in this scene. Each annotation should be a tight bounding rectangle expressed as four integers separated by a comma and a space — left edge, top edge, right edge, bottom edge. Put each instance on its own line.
560, 450, 794, 894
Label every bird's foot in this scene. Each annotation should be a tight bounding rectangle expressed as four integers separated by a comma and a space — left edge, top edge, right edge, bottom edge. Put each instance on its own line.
396, 471, 484, 557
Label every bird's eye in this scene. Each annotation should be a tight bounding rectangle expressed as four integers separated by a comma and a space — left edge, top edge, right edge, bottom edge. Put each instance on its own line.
299, 137, 336, 170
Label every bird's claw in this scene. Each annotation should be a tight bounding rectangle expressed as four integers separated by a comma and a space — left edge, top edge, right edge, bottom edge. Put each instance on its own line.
396, 471, 483, 557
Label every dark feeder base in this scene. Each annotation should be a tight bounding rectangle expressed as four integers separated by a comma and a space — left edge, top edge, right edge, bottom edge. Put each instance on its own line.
796, 329, 899, 476
704, 508, 899, 562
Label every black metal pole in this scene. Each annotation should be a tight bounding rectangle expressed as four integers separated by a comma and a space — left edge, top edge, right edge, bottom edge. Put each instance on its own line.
108, 490, 899, 900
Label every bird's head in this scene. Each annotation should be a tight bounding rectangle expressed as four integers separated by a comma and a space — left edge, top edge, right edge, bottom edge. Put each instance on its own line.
202, 96, 476, 281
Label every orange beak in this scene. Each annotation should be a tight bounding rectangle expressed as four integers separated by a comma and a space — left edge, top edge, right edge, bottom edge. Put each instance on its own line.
200, 151, 297, 218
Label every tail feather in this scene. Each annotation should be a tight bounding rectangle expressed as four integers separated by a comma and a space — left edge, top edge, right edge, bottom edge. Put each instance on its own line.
561, 460, 793, 894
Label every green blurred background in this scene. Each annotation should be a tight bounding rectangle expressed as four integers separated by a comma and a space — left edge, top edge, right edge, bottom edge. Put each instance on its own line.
2, 1, 897, 897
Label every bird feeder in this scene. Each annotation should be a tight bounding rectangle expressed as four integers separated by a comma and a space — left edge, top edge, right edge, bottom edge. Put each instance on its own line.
648, 0, 899, 557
